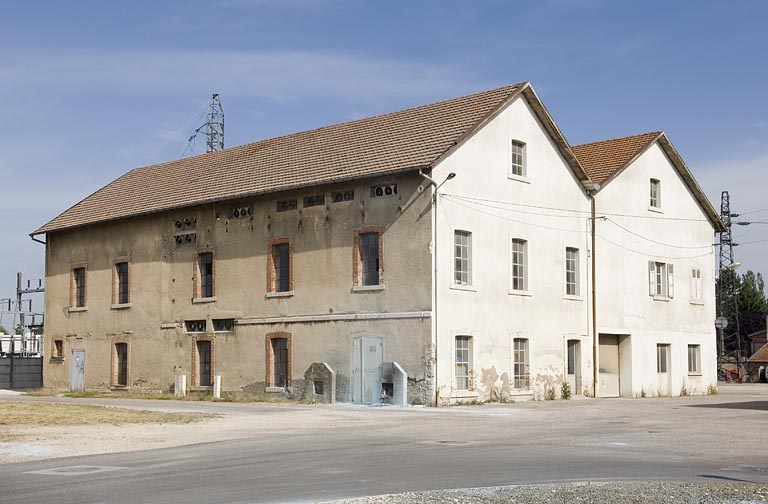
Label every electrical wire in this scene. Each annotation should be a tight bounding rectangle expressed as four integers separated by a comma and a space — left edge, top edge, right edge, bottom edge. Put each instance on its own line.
596, 233, 715, 260
603, 218, 713, 250
146, 99, 210, 165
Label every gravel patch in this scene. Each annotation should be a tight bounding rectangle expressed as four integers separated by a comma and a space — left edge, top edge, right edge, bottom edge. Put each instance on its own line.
327, 482, 768, 504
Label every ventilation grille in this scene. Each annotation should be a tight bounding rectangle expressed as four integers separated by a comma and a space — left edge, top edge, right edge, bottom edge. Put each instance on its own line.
369, 184, 398, 198
185, 320, 206, 333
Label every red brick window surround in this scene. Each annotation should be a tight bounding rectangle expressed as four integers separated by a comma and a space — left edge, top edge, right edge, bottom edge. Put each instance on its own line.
267, 238, 294, 294
265, 332, 292, 388
112, 257, 131, 307
192, 335, 215, 387
111, 338, 130, 387
353, 226, 384, 287
193, 248, 216, 301
69, 263, 87, 309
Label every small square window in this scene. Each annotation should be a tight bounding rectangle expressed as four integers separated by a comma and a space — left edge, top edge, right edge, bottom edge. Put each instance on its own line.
52, 339, 64, 359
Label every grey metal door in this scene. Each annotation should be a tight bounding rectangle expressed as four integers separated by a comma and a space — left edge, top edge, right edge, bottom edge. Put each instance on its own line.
70, 349, 85, 392
567, 339, 581, 395
352, 335, 383, 404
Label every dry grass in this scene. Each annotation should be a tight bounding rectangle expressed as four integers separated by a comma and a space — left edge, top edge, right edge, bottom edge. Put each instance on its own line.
0, 401, 213, 428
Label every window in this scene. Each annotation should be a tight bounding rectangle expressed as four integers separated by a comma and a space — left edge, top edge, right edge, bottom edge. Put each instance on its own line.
196, 251, 215, 299
268, 239, 292, 294
565, 247, 579, 296
657, 344, 670, 373
212, 319, 234, 332
173, 217, 197, 249
369, 184, 398, 198
353, 227, 383, 287
513, 338, 530, 389
688, 344, 701, 374
231, 205, 252, 219
194, 339, 213, 387
332, 190, 354, 203
511, 239, 528, 292
303, 194, 324, 207
113, 260, 130, 306
453, 231, 472, 286
455, 336, 471, 390
185, 320, 207, 333
266, 332, 292, 388
112, 341, 129, 387
510, 140, 526, 177
71, 266, 86, 308
52, 339, 63, 360
277, 199, 297, 212
690, 268, 702, 303
650, 178, 661, 208
648, 261, 674, 298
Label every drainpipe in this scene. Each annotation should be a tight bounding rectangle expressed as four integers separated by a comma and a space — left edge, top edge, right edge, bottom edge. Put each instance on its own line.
590, 191, 598, 398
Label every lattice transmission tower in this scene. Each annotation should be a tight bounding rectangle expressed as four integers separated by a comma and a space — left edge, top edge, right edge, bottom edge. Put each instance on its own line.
205, 93, 224, 153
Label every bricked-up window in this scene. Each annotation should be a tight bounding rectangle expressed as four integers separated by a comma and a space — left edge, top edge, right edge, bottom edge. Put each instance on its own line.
268, 239, 293, 294
71, 267, 86, 308
113, 342, 128, 387
513, 338, 530, 389
266, 332, 292, 388
115, 261, 129, 305
455, 336, 471, 390
195, 251, 215, 300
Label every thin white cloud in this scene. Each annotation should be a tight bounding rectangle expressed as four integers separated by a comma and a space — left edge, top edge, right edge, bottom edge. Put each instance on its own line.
1, 49, 475, 104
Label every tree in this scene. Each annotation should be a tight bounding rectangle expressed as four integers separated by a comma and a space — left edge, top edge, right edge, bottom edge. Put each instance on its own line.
0, 325, 7, 335
717, 269, 768, 359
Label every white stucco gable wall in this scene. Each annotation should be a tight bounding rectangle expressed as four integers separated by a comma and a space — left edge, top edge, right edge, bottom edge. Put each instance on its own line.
428, 95, 593, 402
594, 141, 717, 396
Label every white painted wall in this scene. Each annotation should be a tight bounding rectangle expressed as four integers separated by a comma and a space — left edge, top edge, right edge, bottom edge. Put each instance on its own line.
594, 142, 717, 396
430, 95, 593, 402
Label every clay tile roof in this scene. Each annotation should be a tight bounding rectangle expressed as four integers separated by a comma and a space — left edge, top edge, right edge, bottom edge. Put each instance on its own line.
35, 83, 526, 235
572, 131, 662, 185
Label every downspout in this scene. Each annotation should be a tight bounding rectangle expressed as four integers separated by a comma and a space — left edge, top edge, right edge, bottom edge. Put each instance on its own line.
590, 192, 598, 398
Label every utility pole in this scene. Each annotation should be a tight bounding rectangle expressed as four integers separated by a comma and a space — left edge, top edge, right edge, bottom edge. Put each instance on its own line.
718, 191, 742, 372
205, 93, 224, 153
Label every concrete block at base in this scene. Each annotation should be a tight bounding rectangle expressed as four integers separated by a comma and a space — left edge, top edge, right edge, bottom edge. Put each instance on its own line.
304, 362, 336, 403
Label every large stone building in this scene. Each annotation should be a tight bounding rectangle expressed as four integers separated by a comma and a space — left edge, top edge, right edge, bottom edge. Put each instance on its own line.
32, 82, 724, 403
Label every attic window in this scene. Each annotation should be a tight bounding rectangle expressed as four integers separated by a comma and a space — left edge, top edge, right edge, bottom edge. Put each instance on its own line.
277, 199, 298, 212
369, 184, 397, 198
332, 190, 354, 203
185, 320, 207, 333
231, 206, 252, 219
174, 217, 197, 249
303, 195, 325, 207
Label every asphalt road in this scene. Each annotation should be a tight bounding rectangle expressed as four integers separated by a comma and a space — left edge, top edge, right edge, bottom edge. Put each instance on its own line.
1, 384, 767, 503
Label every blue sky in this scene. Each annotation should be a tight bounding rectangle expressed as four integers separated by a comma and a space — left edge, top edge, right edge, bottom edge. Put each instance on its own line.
1, 0, 767, 313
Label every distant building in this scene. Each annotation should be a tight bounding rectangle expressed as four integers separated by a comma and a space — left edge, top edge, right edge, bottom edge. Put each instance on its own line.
32, 82, 724, 403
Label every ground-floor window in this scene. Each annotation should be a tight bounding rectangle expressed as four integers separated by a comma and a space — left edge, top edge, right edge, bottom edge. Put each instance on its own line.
513, 338, 530, 389
266, 332, 292, 388
687, 344, 701, 374
194, 339, 213, 387
111, 341, 129, 387
455, 336, 471, 390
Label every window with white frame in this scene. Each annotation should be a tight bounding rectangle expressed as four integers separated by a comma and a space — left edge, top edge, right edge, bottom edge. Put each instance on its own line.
511, 239, 527, 291
690, 267, 702, 303
688, 344, 701, 374
648, 261, 674, 298
513, 338, 530, 389
650, 178, 661, 208
510, 140, 526, 178
455, 336, 471, 390
565, 247, 579, 296
454, 231, 472, 286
